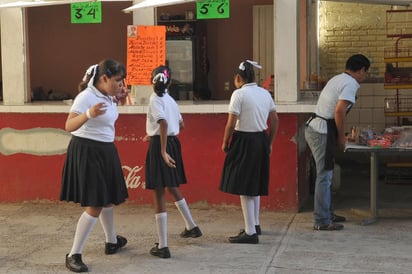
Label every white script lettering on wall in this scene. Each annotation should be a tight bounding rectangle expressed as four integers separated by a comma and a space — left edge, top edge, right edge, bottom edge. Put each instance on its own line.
0, 127, 71, 156
123, 165, 146, 189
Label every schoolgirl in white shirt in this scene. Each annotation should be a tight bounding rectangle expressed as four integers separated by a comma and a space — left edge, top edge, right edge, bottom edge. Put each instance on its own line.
220, 60, 279, 244
144, 65, 202, 259
60, 59, 129, 272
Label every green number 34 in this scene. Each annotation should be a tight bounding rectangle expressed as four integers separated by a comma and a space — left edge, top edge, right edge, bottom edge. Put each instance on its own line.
74, 7, 97, 19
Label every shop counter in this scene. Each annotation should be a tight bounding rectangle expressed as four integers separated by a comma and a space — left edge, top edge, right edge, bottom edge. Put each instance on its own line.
0, 100, 315, 210
0, 99, 316, 114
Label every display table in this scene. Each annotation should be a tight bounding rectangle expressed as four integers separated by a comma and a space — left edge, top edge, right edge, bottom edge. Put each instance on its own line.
344, 143, 412, 225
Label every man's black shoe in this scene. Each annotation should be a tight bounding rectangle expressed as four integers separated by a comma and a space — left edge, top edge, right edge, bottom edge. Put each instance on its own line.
105, 235, 127, 255
332, 214, 346, 222
229, 230, 258, 244
65, 253, 88, 273
150, 243, 171, 258
313, 223, 344, 231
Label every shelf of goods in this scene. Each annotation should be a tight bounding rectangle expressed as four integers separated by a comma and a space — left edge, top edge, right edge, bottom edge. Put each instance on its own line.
383, 9, 412, 181
383, 45, 412, 123
384, 9, 412, 124
384, 97, 412, 117
384, 48, 412, 89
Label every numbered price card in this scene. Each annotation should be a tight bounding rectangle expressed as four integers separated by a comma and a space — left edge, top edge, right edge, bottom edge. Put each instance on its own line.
197, 0, 230, 19
71, 1, 102, 24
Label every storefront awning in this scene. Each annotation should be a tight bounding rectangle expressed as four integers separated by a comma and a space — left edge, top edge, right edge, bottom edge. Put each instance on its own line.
123, 0, 195, 12
0, 0, 130, 9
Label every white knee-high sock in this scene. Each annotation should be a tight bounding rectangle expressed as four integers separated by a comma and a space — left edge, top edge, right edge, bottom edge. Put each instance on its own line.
175, 198, 196, 230
155, 212, 168, 248
240, 195, 256, 235
99, 207, 117, 244
254, 196, 260, 226
69, 211, 98, 256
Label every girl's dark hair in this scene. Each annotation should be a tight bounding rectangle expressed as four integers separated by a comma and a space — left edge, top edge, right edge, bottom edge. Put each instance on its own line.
151, 65, 171, 97
237, 61, 256, 83
78, 59, 126, 92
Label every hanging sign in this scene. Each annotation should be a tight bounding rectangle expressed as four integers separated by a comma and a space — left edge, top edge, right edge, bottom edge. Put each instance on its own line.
71, 2, 102, 24
126, 25, 166, 85
196, 0, 230, 19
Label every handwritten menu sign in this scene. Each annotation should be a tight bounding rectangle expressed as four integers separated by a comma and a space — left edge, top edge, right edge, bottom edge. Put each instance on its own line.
126, 25, 166, 85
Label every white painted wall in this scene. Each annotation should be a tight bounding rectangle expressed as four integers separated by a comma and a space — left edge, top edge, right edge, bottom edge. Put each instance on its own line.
274, 0, 299, 102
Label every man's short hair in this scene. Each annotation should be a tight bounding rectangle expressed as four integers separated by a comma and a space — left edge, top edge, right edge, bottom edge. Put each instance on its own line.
345, 54, 370, 72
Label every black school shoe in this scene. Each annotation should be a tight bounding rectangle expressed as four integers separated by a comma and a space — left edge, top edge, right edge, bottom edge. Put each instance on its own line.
105, 235, 128, 255
255, 225, 262, 235
313, 223, 344, 231
65, 253, 88, 273
180, 226, 202, 238
150, 243, 171, 259
229, 230, 259, 244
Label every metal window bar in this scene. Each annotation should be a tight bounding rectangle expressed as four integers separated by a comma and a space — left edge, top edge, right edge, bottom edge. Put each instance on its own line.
384, 97, 412, 115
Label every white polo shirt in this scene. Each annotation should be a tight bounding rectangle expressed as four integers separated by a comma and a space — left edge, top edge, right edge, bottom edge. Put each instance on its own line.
228, 83, 276, 132
70, 86, 119, 142
309, 73, 359, 134
146, 91, 182, 136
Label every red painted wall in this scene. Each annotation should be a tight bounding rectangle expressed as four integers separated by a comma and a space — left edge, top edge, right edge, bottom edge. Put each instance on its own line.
0, 113, 307, 211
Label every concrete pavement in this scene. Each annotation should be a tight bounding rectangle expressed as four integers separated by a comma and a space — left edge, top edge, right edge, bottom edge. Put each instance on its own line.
2, 161, 412, 273
1, 198, 412, 273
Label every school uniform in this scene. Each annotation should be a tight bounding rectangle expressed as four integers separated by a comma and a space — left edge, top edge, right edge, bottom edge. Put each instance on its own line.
145, 91, 187, 189
220, 83, 276, 196
60, 85, 128, 206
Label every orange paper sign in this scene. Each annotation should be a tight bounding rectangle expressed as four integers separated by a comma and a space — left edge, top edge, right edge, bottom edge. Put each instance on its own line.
126, 25, 166, 85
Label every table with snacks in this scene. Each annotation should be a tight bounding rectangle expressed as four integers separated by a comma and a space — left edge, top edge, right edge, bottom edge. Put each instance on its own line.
345, 126, 412, 225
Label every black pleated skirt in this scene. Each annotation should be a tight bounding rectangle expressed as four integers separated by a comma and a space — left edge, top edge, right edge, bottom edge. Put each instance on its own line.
60, 136, 128, 207
219, 131, 270, 196
145, 135, 187, 189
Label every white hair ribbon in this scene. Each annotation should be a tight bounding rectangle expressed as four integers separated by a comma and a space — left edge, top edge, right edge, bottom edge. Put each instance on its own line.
239, 60, 262, 71
152, 73, 168, 84
82, 64, 98, 87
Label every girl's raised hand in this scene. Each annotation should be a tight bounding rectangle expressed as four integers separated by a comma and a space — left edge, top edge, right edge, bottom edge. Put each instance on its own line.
89, 102, 107, 118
